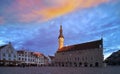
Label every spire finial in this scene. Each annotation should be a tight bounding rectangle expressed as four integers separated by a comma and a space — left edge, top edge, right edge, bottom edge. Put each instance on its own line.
58, 25, 64, 38
101, 33, 104, 40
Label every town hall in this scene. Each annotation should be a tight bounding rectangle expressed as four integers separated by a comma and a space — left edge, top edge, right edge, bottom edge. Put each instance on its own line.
54, 25, 103, 67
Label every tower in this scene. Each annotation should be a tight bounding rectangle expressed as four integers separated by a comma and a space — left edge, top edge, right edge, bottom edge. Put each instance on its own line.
58, 25, 64, 49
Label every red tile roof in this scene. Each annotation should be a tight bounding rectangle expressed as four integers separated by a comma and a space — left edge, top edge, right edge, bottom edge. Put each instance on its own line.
33, 52, 44, 57
57, 39, 103, 53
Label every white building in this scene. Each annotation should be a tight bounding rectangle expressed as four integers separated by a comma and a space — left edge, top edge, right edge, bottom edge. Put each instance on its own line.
17, 50, 35, 65
54, 25, 103, 67
0, 43, 49, 66
17, 50, 48, 66
0, 42, 17, 66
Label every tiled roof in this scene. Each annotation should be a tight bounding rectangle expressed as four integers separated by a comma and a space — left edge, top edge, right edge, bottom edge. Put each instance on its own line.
33, 52, 44, 57
57, 39, 103, 53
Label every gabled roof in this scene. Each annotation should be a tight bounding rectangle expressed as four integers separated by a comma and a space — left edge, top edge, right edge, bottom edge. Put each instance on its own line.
0, 42, 15, 51
57, 39, 103, 53
0, 45, 7, 49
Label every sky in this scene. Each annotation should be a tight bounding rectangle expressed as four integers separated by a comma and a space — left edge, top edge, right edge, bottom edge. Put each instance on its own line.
0, 0, 120, 59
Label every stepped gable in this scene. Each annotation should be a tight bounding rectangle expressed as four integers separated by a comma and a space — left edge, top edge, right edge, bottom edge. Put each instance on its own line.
57, 39, 103, 53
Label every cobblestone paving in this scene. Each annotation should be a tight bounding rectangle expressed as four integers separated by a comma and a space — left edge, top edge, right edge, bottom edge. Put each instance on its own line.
0, 66, 120, 74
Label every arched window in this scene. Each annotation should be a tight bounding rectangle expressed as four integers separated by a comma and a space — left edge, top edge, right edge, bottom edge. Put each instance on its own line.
79, 62, 82, 67
95, 62, 99, 67
74, 62, 77, 67
62, 62, 64, 67
90, 64, 93, 67
84, 62, 88, 67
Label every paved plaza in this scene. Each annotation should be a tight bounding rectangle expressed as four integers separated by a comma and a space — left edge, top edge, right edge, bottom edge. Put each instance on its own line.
0, 66, 120, 74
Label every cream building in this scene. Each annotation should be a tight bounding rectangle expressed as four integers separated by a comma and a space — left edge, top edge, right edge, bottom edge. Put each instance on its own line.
54, 25, 103, 67
0, 42, 17, 66
17, 50, 35, 65
17, 50, 48, 66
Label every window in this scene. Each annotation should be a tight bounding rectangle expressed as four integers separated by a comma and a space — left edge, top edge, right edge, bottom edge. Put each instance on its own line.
9, 58, 11, 61
74, 62, 77, 67
11, 50, 13, 53
75, 57, 77, 61
91, 57, 93, 60
22, 58, 24, 61
79, 62, 82, 67
69, 58, 71, 61
19, 58, 21, 60
95, 62, 99, 67
14, 55, 16, 58
85, 57, 87, 60
6, 49, 9, 53
3, 58, 6, 60
25, 55, 27, 57
84, 62, 88, 67
82, 57, 84, 61
99, 45, 102, 48
8, 54, 11, 57
90, 64, 93, 67
3, 53, 5, 57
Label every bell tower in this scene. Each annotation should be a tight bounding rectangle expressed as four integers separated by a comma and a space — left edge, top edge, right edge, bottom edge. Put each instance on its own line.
58, 25, 64, 49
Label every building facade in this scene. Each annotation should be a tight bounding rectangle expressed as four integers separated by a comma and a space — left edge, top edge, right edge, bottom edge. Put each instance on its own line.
17, 50, 48, 66
0, 43, 48, 66
17, 50, 35, 66
54, 25, 103, 67
0, 42, 17, 66
48, 56, 55, 66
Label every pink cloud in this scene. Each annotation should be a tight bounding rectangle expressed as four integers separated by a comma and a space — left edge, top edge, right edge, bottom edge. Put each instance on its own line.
5, 0, 109, 23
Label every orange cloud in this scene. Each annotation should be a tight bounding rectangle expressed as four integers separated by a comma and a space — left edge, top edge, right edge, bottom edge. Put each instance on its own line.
6, 0, 109, 23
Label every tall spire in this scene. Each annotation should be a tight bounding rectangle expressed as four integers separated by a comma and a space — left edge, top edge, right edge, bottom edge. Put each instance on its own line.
58, 25, 64, 49
58, 25, 64, 38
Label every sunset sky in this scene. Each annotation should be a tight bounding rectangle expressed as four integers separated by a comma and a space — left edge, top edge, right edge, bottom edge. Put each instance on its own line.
0, 0, 120, 58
